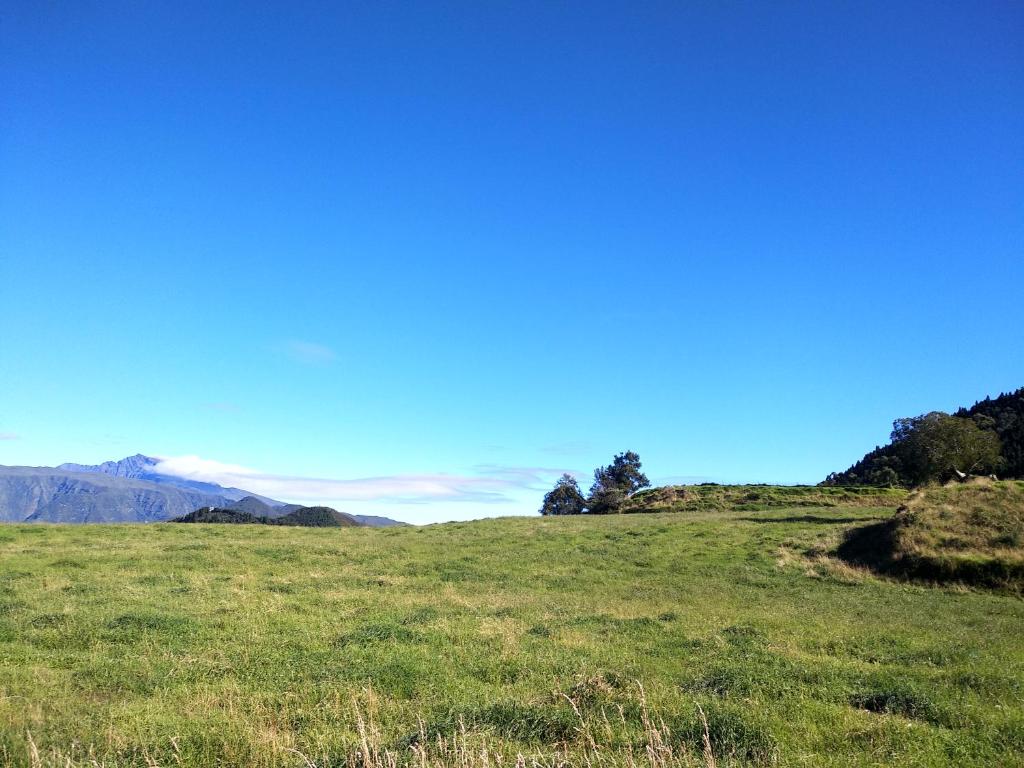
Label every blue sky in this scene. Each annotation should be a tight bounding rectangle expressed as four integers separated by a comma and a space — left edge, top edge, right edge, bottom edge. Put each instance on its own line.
1, 2, 1021, 523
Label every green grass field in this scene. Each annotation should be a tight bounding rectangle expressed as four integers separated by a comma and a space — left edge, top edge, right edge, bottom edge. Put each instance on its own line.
1, 502, 1022, 767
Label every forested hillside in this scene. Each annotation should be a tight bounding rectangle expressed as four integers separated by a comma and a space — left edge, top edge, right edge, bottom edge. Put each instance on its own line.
172, 505, 359, 527
825, 388, 1024, 487
956, 391, 1024, 478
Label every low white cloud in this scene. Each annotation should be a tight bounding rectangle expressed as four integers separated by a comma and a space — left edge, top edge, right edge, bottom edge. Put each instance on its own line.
151, 455, 573, 507
283, 340, 336, 365
154, 455, 255, 480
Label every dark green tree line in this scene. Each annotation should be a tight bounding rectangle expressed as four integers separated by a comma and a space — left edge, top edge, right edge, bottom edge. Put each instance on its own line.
824, 387, 1021, 487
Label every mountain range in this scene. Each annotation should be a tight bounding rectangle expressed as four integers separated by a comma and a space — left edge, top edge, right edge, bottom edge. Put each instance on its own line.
0, 454, 404, 526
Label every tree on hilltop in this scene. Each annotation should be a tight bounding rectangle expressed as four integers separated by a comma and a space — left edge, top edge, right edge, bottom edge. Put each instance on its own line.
539, 473, 587, 516
539, 451, 651, 516
892, 412, 1002, 485
587, 451, 650, 514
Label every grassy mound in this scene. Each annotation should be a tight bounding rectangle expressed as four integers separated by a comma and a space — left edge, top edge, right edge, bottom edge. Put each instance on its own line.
625, 484, 907, 514
837, 479, 1024, 591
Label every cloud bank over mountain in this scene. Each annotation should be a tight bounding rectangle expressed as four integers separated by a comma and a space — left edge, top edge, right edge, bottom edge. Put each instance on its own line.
152, 455, 572, 507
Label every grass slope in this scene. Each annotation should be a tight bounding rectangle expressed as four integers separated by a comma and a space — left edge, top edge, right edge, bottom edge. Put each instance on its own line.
838, 479, 1024, 591
1, 503, 1022, 767
623, 484, 907, 514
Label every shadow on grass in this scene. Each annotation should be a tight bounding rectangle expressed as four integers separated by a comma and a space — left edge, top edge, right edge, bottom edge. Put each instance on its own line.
835, 520, 900, 570
836, 519, 1023, 592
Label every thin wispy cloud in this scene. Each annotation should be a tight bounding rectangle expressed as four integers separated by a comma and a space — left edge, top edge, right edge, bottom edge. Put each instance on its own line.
539, 440, 592, 456
470, 464, 580, 490
152, 455, 570, 506
0, 433, 19, 441
283, 340, 336, 365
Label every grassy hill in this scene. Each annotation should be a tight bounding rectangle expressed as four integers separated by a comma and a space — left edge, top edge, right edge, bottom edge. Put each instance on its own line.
838, 479, 1024, 591
1, 498, 1022, 767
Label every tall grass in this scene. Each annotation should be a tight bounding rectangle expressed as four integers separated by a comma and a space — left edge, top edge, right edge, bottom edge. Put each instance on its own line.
20, 685, 727, 768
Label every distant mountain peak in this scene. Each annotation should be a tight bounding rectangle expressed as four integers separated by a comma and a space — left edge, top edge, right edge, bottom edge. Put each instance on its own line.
55, 453, 270, 502
55, 453, 292, 510
59, 453, 160, 479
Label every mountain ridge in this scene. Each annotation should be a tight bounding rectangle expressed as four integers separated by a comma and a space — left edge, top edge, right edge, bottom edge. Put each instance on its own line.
0, 466, 227, 523
57, 454, 280, 506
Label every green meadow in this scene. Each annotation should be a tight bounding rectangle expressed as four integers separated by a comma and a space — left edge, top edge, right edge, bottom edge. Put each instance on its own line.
1, 502, 1022, 767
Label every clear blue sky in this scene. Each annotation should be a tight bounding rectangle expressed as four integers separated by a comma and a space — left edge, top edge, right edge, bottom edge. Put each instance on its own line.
1, 2, 1021, 523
